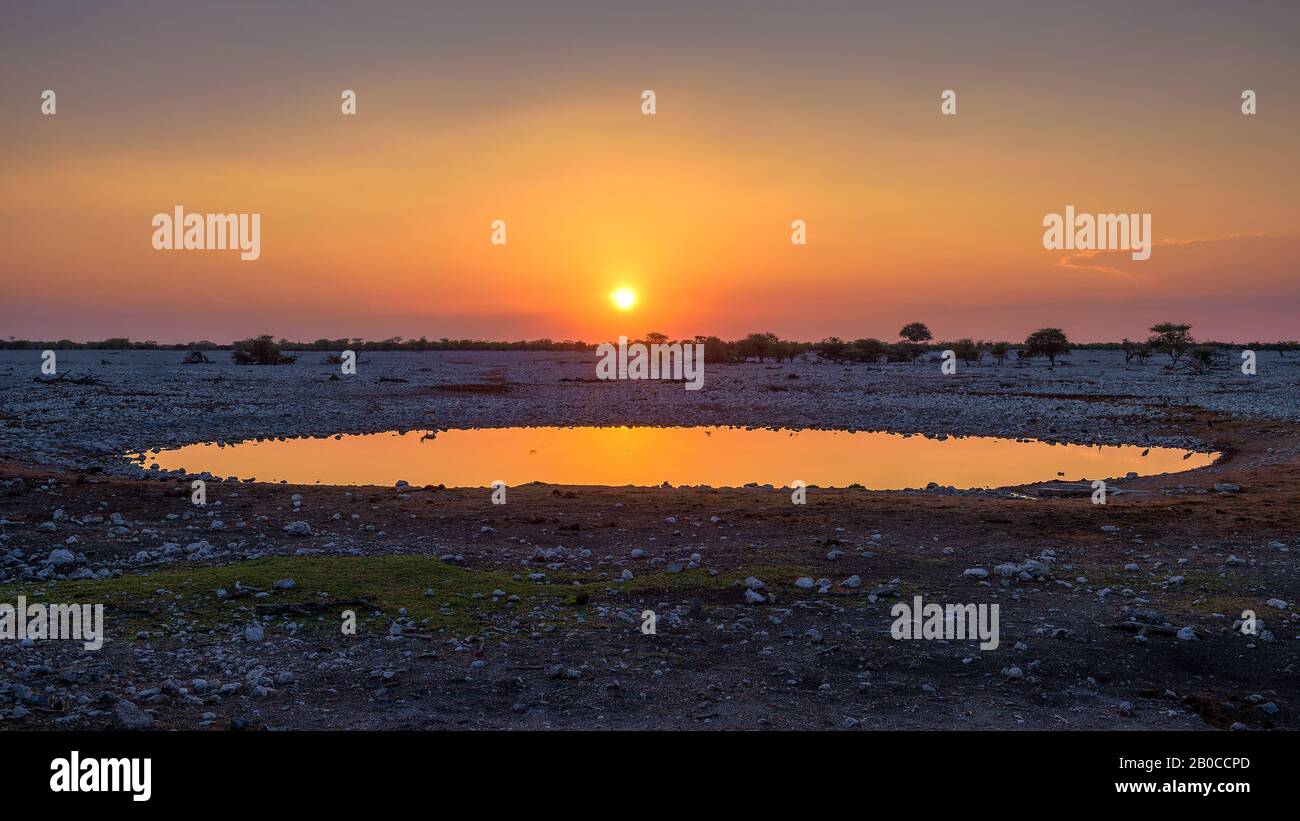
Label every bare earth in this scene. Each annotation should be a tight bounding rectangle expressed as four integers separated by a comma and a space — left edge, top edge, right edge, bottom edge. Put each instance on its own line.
1, 350, 1297, 730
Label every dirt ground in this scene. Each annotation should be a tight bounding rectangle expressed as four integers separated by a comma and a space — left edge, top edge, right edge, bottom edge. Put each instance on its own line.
2, 408, 1296, 731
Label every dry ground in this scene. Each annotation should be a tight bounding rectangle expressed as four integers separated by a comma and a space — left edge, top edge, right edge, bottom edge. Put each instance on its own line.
2, 409, 1296, 730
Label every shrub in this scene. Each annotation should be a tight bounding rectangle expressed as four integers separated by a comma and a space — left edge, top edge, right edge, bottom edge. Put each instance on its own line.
232, 335, 296, 365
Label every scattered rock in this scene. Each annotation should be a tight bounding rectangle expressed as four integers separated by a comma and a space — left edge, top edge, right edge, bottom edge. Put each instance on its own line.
112, 699, 153, 730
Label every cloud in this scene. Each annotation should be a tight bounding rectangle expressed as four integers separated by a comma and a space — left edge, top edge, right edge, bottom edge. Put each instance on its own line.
1053, 232, 1287, 281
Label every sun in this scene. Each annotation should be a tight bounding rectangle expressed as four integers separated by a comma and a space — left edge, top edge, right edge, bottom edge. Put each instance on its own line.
610, 287, 637, 311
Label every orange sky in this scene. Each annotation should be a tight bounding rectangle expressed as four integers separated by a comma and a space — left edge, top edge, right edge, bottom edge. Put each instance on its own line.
2, 2, 1297, 343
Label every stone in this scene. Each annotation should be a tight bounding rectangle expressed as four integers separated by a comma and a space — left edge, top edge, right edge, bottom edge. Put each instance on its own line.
45, 549, 76, 566
112, 699, 153, 730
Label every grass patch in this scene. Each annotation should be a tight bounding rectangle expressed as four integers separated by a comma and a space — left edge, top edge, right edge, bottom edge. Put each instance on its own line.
1071, 561, 1265, 617
0, 555, 568, 637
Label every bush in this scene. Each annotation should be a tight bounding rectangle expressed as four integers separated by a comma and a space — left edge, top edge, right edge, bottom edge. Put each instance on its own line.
232, 335, 296, 365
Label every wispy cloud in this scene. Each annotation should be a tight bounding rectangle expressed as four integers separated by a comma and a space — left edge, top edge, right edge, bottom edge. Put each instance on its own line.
1055, 232, 1273, 277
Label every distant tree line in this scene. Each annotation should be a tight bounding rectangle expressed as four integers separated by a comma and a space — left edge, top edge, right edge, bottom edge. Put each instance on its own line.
0, 336, 597, 352
4, 327, 1295, 374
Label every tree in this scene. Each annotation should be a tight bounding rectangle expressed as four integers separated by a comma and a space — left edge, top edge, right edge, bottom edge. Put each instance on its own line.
897, 323, 932, 362
850, 338, 888, 364
701, 336, 735, 364
736, 332, 779, 362
1122, 337, 1152, 364
815, 337, 847, 363
899, 322, 933, 343
644, 331, 668, 345
1186, 345, 1221, 374
1023, 328, 1071, 367
771, 341, 801, 363
947, 339, 982, 365
990, 342, 1010, 366
1148, 322, 1194, 368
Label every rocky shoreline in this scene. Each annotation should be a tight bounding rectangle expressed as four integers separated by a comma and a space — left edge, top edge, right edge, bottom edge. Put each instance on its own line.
7, 348, 1292, 476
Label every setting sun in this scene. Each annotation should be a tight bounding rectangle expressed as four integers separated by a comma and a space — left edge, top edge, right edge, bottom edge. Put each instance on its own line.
610, 287, 637, 311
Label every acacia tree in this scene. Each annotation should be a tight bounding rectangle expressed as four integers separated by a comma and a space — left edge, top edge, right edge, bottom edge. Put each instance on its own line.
898, 322, 932, 362
1023, 328, 1071, 368
899, 322, 933, 343
1148, 322, 1194, 368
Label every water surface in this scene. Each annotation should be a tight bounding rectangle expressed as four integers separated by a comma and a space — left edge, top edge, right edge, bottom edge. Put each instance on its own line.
135, 426, 1218, 489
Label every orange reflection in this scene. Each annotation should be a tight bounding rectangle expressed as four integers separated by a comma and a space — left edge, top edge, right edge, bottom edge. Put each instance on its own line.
136, 427, 1218, 490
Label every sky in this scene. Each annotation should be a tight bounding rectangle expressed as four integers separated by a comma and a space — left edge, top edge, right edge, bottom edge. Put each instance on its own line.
1, 0, 1297, 344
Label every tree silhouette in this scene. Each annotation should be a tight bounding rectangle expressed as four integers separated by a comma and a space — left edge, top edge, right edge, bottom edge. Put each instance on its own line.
1023, 328, 1071, 368
1148, 322, 1194, 367
899, 322, 932, 343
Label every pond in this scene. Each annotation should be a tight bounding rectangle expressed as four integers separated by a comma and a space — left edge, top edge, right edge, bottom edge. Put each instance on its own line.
133, 426, 1219, 490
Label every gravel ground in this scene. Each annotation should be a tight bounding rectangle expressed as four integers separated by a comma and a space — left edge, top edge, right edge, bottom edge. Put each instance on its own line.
1, 348, 1297, 730
3, 348, 1298, 472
